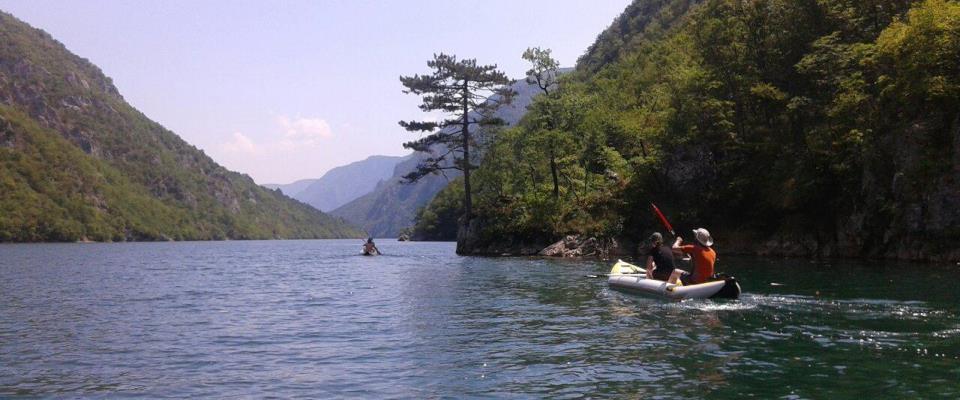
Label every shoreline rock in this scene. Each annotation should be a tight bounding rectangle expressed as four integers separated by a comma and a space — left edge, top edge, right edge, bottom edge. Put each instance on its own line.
537, 235, 633, 259
454, 211, 959, 263
460, 229, 959, 263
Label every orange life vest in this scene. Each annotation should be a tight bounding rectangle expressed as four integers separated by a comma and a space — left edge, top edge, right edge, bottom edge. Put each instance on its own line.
678, 244, 716, 284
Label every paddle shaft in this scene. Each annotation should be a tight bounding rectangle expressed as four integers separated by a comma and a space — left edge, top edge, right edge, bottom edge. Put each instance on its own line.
651, 203, 676, 237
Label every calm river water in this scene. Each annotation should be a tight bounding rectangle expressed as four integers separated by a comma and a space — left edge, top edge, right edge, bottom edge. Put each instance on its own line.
1, 240, 958, 398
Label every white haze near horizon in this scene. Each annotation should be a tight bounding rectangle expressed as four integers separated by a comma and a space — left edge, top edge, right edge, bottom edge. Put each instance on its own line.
0, 0, 630, 184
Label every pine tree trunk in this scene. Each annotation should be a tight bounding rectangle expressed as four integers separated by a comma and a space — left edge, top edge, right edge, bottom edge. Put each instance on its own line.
462, 81, 473, 219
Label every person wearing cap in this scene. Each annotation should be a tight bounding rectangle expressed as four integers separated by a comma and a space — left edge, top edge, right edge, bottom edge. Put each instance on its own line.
671, 228, 716, 285
644, 232, 678, 281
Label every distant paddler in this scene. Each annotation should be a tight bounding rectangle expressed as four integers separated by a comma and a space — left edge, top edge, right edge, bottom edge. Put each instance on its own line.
362, 237, 380, 256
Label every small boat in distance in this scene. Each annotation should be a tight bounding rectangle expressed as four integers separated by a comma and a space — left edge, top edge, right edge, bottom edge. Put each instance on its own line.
362, 238, 380, 256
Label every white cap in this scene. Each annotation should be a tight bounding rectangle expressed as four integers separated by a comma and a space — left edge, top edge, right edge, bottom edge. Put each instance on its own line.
693, 228, 713, 247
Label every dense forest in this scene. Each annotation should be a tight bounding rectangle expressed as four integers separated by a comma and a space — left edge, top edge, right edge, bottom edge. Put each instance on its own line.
0, 12, 362, 241
413, 0, 959, 261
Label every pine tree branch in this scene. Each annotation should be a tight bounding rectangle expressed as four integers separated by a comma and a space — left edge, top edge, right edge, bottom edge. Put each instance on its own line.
399, 120, 439, 132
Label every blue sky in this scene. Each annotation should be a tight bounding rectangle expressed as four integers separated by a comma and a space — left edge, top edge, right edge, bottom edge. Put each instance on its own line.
0, 0, 630, 183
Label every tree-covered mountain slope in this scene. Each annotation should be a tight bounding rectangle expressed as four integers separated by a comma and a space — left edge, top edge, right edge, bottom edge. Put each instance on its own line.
460, 0, 960, 262
0, 11, 362, 241
577, 0, 703, 74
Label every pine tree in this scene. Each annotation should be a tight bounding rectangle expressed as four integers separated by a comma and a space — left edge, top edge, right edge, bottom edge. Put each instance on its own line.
399, 53, 514, 219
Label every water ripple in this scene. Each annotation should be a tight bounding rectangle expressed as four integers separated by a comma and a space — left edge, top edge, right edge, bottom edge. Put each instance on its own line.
1, 242, 958, 398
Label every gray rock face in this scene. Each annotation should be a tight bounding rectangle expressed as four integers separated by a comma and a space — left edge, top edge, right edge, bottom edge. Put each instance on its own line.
537, 235, 635, 259
539, 235, 600, 257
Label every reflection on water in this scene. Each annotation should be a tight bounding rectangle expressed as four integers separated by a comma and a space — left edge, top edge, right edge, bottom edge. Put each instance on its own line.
0, 241, 958, 398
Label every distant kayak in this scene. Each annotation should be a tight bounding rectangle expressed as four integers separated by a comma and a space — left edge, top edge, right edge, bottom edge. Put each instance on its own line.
607, 260, 740, 300
361, 242, 380, 256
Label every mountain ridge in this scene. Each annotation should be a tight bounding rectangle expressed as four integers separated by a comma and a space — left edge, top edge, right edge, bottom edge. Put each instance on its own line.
0, 11, 363, 241
263, 179, 318, 198
293, 154, 408, 212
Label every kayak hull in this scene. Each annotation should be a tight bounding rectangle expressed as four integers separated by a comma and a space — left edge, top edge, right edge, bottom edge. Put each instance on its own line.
606, 260, 741, 300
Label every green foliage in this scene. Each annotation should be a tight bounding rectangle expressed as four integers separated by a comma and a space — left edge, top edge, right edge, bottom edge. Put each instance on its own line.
522, 47, 561, 95
468, 0, 960, 252
0, 106, 182, 241
409, 177, 464, 241
874, 0, 960, 109
578, 0, 704, 73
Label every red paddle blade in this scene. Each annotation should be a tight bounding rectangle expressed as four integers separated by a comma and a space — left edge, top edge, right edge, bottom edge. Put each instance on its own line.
650, 203, 674, 235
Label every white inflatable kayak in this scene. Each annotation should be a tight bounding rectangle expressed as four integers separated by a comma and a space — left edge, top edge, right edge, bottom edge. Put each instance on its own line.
607, 260, 741, 300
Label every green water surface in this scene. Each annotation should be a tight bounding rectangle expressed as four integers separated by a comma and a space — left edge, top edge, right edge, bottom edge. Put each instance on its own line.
1, 241, 957, 398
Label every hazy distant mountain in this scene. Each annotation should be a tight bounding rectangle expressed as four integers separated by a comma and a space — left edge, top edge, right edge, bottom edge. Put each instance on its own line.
287, 155, 408, 211
329, 155, 450, 237
0, 11, 362, 241
262, 179, 317, 197
330, 76, 552, 237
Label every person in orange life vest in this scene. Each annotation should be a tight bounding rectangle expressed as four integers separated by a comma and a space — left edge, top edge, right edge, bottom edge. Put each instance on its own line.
667, 228, 716, 285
